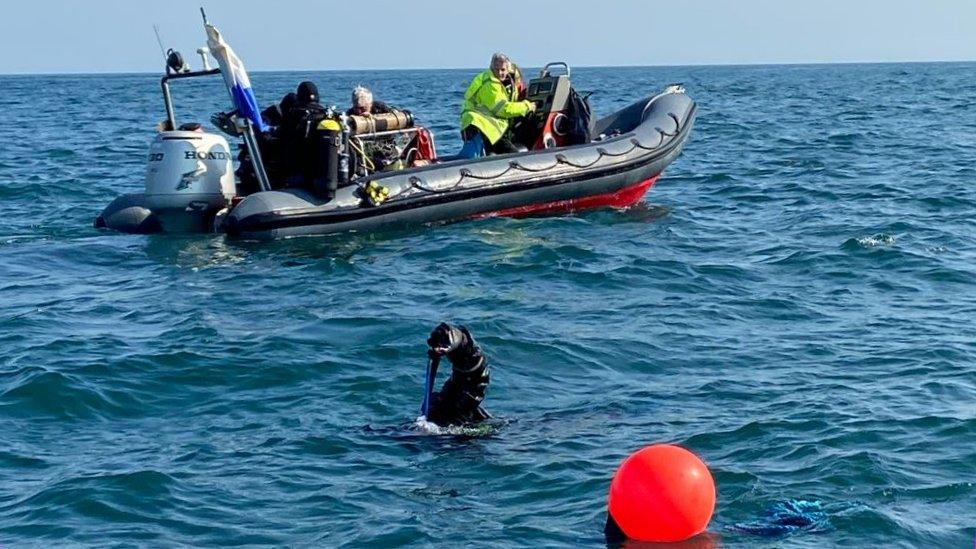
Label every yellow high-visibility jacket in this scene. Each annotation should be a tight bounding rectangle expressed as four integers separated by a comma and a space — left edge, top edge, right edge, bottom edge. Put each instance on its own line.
459, 70, 533, 144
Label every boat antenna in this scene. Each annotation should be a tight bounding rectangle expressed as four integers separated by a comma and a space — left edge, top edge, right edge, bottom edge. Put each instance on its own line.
197, 8, 213, 70
152, 24, 168, 61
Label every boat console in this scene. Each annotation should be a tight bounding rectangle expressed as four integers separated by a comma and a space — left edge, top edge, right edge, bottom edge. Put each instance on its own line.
520, 62, 585, 150
526, 62, 572, 116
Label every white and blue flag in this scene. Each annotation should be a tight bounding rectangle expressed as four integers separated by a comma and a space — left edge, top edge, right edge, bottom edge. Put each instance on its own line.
205, 24, 268, 133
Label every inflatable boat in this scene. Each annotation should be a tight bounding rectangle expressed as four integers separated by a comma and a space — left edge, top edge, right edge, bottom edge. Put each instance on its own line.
95, 23, 696, 240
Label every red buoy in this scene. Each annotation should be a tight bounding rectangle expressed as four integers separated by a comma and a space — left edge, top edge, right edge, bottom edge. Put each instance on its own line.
607, 444, 715, 542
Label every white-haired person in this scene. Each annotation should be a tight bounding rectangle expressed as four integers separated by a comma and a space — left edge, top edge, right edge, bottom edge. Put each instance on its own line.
347, 85, 393, 117
458, 52, 536, 158
346, 85, 402, 172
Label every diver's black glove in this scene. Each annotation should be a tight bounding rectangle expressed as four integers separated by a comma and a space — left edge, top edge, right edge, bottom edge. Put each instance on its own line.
427, 322, 468, 358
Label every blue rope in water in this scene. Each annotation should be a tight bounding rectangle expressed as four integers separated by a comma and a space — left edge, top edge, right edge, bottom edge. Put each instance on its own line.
421, 356, 439, 417
730, 500, 831, 537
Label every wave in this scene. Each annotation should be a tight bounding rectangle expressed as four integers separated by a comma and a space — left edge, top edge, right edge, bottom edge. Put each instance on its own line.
845, 233, 897, 249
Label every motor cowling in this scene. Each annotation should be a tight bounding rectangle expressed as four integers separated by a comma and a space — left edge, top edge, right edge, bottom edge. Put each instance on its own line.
144, 130, 236, 212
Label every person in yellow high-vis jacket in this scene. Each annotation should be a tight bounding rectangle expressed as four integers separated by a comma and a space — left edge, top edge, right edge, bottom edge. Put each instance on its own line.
459, 53, 537, 157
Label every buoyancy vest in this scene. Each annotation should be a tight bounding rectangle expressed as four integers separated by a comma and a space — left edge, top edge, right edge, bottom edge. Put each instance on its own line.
280, 101, 328, 183
282, 101, 328, 141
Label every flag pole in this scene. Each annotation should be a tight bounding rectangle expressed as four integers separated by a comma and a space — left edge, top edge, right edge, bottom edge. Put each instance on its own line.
242, 121, 272, 192
201, 8, 272, 193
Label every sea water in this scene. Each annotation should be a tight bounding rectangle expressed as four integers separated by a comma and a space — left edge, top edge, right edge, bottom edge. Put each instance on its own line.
0, 63, 974, 546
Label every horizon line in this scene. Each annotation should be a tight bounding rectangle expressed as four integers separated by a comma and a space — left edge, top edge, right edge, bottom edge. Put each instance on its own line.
0, 58, 973, 78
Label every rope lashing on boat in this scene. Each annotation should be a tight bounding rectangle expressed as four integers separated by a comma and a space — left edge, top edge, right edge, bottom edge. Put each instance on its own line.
632, 132, 668, 150
668, 112, 681, 132
554, 152, 602, 169
409, 174, 462, 194
457, 166, 515, 181
558, 112, 681, 166
507, 159, 561, 173
407, 111, 683, 195
653, 114, 682, 138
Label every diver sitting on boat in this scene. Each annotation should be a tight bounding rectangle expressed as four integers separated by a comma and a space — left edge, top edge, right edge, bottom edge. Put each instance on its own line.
234, 81, 328, 194
258, 92, 296, 132
347, 85, 392, 117
236, 92, 296, 191
459, 52, 537, 158
279, 81, 330, 186
235, 79, 424, 197
346, 86, 403, 174
422, 323, 491, 428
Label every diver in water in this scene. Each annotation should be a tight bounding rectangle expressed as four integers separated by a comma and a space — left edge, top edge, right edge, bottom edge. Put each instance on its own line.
423, 323, 491, 427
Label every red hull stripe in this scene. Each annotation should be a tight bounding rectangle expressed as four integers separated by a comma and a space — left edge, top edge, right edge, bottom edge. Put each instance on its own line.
473, 176, 659, 219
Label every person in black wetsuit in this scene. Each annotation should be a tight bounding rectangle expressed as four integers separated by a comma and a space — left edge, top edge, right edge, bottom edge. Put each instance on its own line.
424, 323, 491, 427
279, 81, 328, 187
236, 83, 328, 193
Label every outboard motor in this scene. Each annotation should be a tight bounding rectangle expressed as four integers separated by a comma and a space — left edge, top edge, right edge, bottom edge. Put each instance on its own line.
143, 128, 236, 231
95, 127, 237, 234
96, 31, 257, 235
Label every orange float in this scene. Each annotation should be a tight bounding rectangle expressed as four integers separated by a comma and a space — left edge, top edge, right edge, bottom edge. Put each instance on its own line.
607, 444, 716, 542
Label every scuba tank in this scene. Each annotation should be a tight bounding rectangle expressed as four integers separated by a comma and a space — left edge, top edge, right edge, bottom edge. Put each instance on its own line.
314, 115, 342, 201
347, 110, 414, 135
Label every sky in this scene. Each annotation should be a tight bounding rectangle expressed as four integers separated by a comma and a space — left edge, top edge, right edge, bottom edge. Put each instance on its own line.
1, 0, 974, 74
